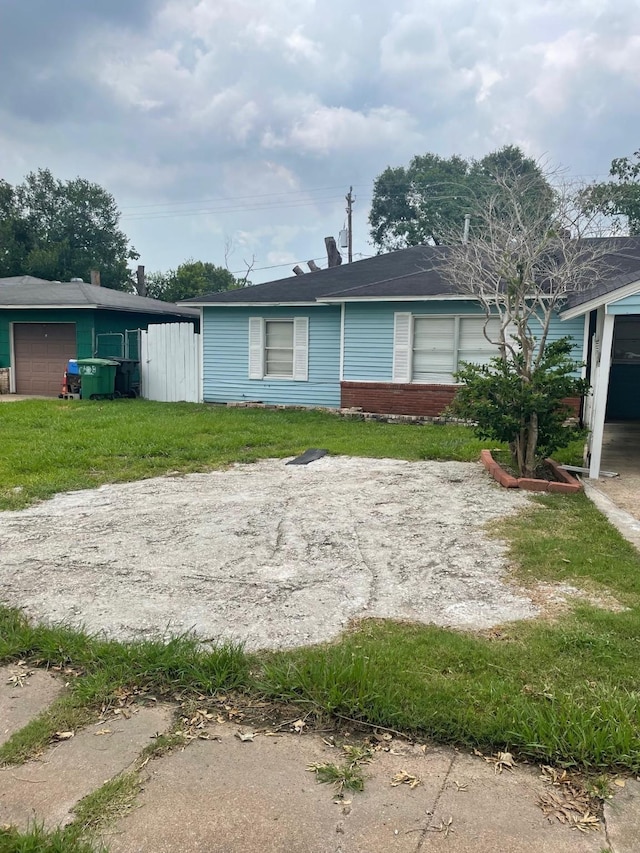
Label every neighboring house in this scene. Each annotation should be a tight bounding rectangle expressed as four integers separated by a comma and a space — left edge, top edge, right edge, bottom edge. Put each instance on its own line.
0, 276, 199, 396
183, 238, 640, 478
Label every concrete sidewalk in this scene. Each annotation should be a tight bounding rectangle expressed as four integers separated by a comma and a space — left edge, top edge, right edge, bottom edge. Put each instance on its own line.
2, 664, 638, 852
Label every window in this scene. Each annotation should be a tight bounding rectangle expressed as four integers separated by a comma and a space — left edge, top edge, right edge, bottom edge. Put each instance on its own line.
393, 312, 501, 384
265, 320, 294, 377
248, 316, 309, 381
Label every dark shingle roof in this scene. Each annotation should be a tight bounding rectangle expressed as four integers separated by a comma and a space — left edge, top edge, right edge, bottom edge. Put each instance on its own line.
181, 245, 450, 304
181, 238, 640, 309
0, 278, 199, 317
563, 239, 640, 309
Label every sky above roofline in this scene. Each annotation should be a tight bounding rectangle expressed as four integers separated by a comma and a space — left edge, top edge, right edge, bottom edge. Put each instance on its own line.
1, 0, 639, 284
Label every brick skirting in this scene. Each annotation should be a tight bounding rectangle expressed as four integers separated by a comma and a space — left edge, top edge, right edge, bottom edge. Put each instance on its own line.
340, 381, 582, 419
341, 382, 458, 417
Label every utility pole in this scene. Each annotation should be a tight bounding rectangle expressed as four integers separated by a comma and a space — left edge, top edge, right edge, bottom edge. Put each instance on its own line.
346, 186, 354, 263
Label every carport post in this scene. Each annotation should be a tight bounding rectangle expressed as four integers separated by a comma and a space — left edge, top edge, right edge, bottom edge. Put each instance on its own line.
589, 311, 614, 479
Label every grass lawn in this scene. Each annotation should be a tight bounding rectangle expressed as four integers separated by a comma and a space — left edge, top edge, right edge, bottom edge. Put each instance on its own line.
0, 398, 489, 510
0, 398, 629, 849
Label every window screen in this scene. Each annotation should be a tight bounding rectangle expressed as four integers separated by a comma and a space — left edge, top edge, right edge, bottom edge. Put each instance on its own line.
265, 320, 294, 377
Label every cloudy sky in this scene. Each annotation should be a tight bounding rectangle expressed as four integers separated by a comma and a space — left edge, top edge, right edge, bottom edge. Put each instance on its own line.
1, 0, 639, 283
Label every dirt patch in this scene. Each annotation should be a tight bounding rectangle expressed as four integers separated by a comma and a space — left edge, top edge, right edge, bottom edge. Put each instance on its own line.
527, 582, 629, 620
0, 457, 539, 650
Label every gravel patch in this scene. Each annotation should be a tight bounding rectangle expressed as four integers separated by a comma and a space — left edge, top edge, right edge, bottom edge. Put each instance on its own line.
0, 457, 537, 650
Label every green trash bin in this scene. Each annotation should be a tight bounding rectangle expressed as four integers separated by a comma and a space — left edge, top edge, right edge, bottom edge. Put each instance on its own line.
77, 358, 119, 400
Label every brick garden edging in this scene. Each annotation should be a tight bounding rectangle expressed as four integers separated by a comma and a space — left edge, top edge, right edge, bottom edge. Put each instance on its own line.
480, 450, 582, 494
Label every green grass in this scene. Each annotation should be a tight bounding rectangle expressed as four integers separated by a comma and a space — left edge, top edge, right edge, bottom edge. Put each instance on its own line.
307, 761, 365, 794
71, 772, 141, 833
0, 824, 102, 853
0, 618, 249, 765
0, 399, 488, 510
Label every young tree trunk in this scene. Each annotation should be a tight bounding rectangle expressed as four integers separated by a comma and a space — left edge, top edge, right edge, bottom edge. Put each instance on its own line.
510, 411, 539, 478
523, 411, 539, 478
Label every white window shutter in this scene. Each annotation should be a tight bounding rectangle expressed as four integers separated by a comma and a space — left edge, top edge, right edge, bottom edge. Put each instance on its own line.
293, 317, 309, 381
392, 312, 412, 383
248, 317, 264, 379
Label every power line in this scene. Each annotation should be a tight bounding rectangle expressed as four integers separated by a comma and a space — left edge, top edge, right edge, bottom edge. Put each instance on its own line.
119, 183, 369, 211
229, 255, 328, 275
118, 174, 617, 223
119, 172, 615, 212
121, 196, 358, 222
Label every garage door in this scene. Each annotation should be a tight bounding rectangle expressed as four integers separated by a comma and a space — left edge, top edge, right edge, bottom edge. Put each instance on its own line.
13, 323, 77, 396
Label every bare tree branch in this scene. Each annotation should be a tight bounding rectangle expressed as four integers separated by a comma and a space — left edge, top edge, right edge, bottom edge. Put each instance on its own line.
437, 165, 621, 476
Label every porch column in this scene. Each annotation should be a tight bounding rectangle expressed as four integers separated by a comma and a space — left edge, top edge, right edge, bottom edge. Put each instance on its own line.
589, 312, 615, 479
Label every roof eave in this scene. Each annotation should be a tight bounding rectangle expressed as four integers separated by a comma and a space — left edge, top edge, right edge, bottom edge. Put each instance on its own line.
318, 293, 470, 303
0, 302, 198, 316
192, 301, 324, 308
560, 278, 640, 320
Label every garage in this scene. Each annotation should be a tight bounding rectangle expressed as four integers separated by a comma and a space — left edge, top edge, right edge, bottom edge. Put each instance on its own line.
13, 323, 76, 396
0, 277, 199, 397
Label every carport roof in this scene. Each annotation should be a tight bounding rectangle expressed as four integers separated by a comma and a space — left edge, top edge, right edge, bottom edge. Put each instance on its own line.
0, 277, 199, 317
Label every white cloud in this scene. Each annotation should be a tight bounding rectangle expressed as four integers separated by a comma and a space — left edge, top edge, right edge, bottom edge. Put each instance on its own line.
1, 0, 640, 278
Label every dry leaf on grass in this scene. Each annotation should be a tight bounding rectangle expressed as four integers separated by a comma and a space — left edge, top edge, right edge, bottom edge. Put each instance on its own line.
292, 719, 306, 734
224, 705, 244, 720
54, 731, 74, 741
540, 765, 570, 786
391, 770, 422, 789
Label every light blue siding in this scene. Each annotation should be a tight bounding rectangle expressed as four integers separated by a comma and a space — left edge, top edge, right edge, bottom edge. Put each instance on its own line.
548, 313, 585, 364
343, 301, 586, 382
608, 293, 640, 315
203, 305, 341, 406
343, 301, 485, 381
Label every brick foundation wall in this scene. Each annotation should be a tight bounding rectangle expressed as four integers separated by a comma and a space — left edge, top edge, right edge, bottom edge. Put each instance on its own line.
341, 382, 458, 417
341, 382, 583, 420
564, 397, 581, 418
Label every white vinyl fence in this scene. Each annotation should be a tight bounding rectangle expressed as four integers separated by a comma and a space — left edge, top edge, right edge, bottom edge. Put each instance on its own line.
140, 323, 202, 403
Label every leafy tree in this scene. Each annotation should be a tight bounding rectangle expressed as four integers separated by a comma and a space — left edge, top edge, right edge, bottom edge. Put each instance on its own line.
369, 146, 553, 251
145, 260, 240, 302
442, 169, 614, 478
580, 149, 640, 234
0, 179, 31, 273
0, 168, 137, 290
453, 340, 589, 474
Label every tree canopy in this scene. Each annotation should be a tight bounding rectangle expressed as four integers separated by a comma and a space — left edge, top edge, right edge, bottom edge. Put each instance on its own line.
0, 168, 137, 290
580, 149, 640, 235
146, 260, 241, 302
369, 145, 553, 251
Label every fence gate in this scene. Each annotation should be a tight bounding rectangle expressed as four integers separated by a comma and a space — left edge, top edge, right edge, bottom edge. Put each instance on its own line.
140, 323, 202, 403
